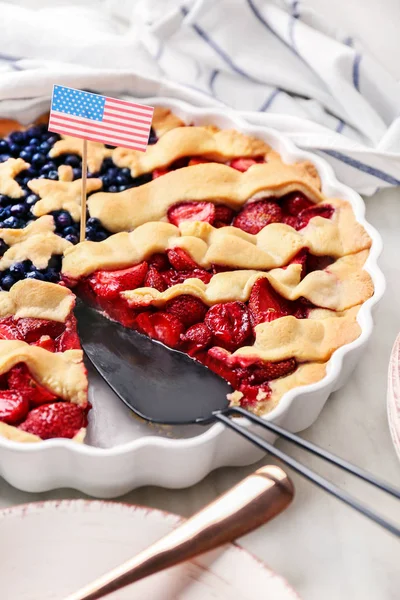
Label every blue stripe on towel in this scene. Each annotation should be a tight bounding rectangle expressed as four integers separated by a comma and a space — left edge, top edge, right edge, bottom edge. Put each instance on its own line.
321, 149, 400, 185
353, 53, 362, 90
335, 119, 345, 134
288, 0, 300, 54
259, 89, 280, 111
181, 7, 260, 83
209, 69, 219, 95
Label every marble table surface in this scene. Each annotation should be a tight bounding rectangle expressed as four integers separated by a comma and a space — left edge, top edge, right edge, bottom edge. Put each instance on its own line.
1, 187, 399, 600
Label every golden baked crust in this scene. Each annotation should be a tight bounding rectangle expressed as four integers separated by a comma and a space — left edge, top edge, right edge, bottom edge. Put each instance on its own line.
0, 279, 75, 322
28, 165, 102, 222
0, 340, 87, 405
87, 159, 324, 233
121, 250, 372, 312
49, 136, 112, 173
0, 216, 71, 271
112, 126, 270, 177
152, 106, 184, 136
0, 158, 30, 199
0, 421, 85, 443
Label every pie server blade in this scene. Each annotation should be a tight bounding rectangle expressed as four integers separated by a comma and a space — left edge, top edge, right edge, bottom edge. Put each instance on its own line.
74, 299, 232, 425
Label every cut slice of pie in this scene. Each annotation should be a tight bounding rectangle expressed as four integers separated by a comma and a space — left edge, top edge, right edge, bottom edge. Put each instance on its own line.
0, 279, 89, 442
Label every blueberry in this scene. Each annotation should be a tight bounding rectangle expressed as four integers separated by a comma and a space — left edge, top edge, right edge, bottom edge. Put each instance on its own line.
25, 194, 39, 206
22, 259, 32, 270
1, 207, 11, 218
2, 216, 20, 228
107, 167, 118, 178
65, 233, 79, 244
26, 270, 45, 281
41, 162, 57, 174
10, 262, 26, 276
115, 174, 129, 185
27, 137, 40, 147
55, 211, 72, 228
121, 168, 131, 177
0, 154, 11, 162
9, 143, 21, 156
26, 125, 44, 139
47, 255, 62, 271
9, 131, 25, 145
24, 167, 38, 178
0, 140, 10, 152
72, 168, 82, 179
39, 141, 51, 154
64, 155, 80, 167
42, 268, 59, 283
85, 225, 96, 238
108, 185, 118, 193
0, 240, 9, 255
63, 225, 77, 236
9, 263, 25, 281
101, 175, 112, 187
87, 217, 101, 227
47, 170, 58, 180
94, 231, 108, 242
31, 152, 46, 166
1, 273, 16, 290
118, 185, 127, 192
19, 149, 34, 162
44, 134, 59, 145
10, 204, 27, 217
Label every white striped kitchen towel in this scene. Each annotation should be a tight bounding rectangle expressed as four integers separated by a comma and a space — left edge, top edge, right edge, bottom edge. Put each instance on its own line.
0, 0, 399, 194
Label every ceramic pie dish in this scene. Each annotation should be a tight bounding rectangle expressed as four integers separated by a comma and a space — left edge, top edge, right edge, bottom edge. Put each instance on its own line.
0, 96, 384, 496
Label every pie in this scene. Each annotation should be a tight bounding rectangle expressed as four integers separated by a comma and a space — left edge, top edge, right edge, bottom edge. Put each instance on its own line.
0, 106, 374, 441
0, 279, 89, 442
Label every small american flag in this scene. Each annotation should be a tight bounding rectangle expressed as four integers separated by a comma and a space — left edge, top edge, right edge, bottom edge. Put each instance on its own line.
49, 85, 154, 152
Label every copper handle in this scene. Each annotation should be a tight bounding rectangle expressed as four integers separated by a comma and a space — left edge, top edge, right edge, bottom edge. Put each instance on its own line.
64, 465, 294, 600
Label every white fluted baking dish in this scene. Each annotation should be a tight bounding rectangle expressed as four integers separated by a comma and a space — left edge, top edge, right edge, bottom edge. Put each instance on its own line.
0, 96, 385, 497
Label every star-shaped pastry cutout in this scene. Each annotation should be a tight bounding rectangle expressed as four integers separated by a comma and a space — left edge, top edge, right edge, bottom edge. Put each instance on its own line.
0, 215, 71, 271
0, 158, 30, 199
49, 135, 112, 173
28, 166, 102, 222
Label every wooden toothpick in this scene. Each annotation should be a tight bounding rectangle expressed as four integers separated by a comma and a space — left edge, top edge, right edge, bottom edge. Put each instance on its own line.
80, 139, 88, 242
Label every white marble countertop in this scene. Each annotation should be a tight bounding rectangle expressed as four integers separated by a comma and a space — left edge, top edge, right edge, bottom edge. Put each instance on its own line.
1, 187, 399, 599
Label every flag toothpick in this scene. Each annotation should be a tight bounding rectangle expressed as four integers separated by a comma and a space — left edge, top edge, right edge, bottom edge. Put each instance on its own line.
80, 139, 88, 243
48, 85, 154, 245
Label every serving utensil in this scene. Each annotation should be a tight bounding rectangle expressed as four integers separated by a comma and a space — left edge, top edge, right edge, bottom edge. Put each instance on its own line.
64, 465, 293, 600
75, 301, 400, 538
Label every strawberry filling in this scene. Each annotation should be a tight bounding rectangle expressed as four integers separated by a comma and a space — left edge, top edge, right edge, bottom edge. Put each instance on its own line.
165, 191, 333, 233
72, 246, 320, 408
0, 362, 89, 438
0, 314, 81, 351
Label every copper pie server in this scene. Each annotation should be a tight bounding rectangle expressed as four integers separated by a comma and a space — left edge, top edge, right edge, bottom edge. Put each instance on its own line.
75, 301, 400, 538
64, 465, 294, 600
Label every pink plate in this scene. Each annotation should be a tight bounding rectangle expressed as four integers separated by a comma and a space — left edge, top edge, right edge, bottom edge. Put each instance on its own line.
0, 500, 300, 599
387, 333, 400, 461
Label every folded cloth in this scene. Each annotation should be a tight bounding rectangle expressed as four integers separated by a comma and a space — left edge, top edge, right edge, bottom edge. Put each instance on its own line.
0, 0, 399, 194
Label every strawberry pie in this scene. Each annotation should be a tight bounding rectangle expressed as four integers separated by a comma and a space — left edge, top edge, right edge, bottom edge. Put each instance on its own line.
0, 106, 374, 439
